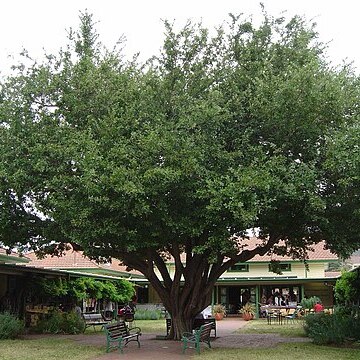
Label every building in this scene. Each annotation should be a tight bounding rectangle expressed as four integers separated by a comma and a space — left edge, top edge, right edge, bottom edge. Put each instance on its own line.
0, 246, 142, 321
2, 240, 339, 318
148, 239, 339, 315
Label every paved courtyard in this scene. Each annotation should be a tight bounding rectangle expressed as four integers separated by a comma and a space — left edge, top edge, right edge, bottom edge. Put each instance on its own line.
66, 318, 309, 360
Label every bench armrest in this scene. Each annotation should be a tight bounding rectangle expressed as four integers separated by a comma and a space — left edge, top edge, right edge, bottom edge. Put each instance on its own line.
128, 327, 141, 334
182, 332, 194, 338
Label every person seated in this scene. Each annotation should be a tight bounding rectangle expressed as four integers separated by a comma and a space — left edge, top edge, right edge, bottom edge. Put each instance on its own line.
313, 301, 324, 313
267, 295, 274, 305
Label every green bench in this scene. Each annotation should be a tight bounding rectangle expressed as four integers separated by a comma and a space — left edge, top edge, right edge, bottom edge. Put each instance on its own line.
82, 313, 108, 331
182, 322, 212, 355
166, 318, 217, 338
104, 320, 141, 354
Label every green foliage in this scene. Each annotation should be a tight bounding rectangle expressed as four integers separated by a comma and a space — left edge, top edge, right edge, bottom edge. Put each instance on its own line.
36, 310, 85, 334
268, 260, 283, 275
68, 278, 134, 302
239, 303, 256, 316
62, 311, 86, 334
38, 278, 69, 297
113, 279, 135, 303
0, 312, 24, 339
1, 8, 360, 337
334, 270, 360, 305
36, 310, 64, 334
34, 276, 134, 303
134, 309, 163, 320
304, 313, 360, 345
300, 296, 320, 309
69, 278, 104, 300
212, 304, 226, 314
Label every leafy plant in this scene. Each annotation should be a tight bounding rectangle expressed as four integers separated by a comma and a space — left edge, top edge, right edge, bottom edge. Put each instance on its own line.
0, 312, 24, 339
36, 276, 134, 303
62, 311, 86, 334
36, 310, 85, 334
300, 296, 320, 310
134, 309, 163, 320
304, 312, 360, 345
36, 310, 64, 334
239, 303, 256, 316
334, 270, 360, 305
212, 304, 226, 315
38, 278, 69, 297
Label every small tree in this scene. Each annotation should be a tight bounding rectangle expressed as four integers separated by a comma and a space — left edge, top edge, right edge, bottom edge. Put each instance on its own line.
334, 270, 360, 307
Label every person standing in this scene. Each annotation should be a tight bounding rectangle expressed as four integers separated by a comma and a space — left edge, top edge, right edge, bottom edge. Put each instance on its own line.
313, 301, 324, 312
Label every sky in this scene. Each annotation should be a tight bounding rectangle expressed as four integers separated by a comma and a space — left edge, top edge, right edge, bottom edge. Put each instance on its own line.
1, 0, 359, 76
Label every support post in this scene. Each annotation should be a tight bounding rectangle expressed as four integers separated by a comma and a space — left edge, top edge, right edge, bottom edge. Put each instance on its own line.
255, 285, 260, 319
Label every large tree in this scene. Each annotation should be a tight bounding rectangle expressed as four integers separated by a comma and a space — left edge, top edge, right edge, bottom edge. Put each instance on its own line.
1, 10, 360, 338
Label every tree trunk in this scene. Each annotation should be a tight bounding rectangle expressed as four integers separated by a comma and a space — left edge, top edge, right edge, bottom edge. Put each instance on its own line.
119, 237, 281, 340
169, 313, 195, 340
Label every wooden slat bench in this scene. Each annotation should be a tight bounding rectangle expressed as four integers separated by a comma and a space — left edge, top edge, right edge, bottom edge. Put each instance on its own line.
166, 318, 216, 338
181, 323, 212, 354
104, 320, 141, 354
83, 313, 109, 331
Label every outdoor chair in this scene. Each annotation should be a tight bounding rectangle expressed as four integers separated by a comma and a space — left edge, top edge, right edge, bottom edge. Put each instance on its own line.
284, 307, 300, 323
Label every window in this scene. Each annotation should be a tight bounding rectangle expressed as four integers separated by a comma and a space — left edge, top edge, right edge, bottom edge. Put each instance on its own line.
268, 263, 291, 272
228, 263, 249, 272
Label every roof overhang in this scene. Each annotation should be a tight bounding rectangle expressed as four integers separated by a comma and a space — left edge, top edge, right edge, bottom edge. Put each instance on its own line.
0, 263, 145, 284
0, 254, 30, 264
215, 276, 338, 285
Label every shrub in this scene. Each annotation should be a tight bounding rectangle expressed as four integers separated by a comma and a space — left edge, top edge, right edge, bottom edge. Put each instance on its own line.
304, 312, 360, 345
62, 311, 85, 334
134, 309, 162, 320
36, 310, 64, 334
0, 312, 24, 339
300, 296, 321, 310
36, 310, 85, 334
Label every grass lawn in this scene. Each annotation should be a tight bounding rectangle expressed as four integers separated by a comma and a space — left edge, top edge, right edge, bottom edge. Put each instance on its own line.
238, 318, 306, 337
0, 319, 167, 360
3, 318, 360, 360
134, 319, 167, 334
0, 338, 103, 360
82, 318, 167, 335
196, 318, 360, 359
195, 343, 360, 360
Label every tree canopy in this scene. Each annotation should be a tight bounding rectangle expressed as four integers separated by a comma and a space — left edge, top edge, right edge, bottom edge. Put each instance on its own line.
1, 10, 360, 338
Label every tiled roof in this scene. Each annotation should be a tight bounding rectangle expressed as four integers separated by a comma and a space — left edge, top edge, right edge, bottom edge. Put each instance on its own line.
324, 271, 341, 278
21, 238, 337, 276
245, 239, 338, 262
96, 258, 143, 276
24, 245, 143, 276
349, 255, 360, 266
1, 248, 22, 257
26, 249, 100, 269
0, 248, 30, 263
176, 238, 338, 263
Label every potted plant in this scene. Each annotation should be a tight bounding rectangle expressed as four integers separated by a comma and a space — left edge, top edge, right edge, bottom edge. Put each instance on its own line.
212, 304, 226, 320
239, 303, 256, 321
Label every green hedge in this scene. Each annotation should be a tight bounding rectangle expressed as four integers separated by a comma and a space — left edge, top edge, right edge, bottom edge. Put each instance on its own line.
304, 312, 360, 345
0, 312, 24, 339
134, 309, 163, 320
36, 310, 85, 334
